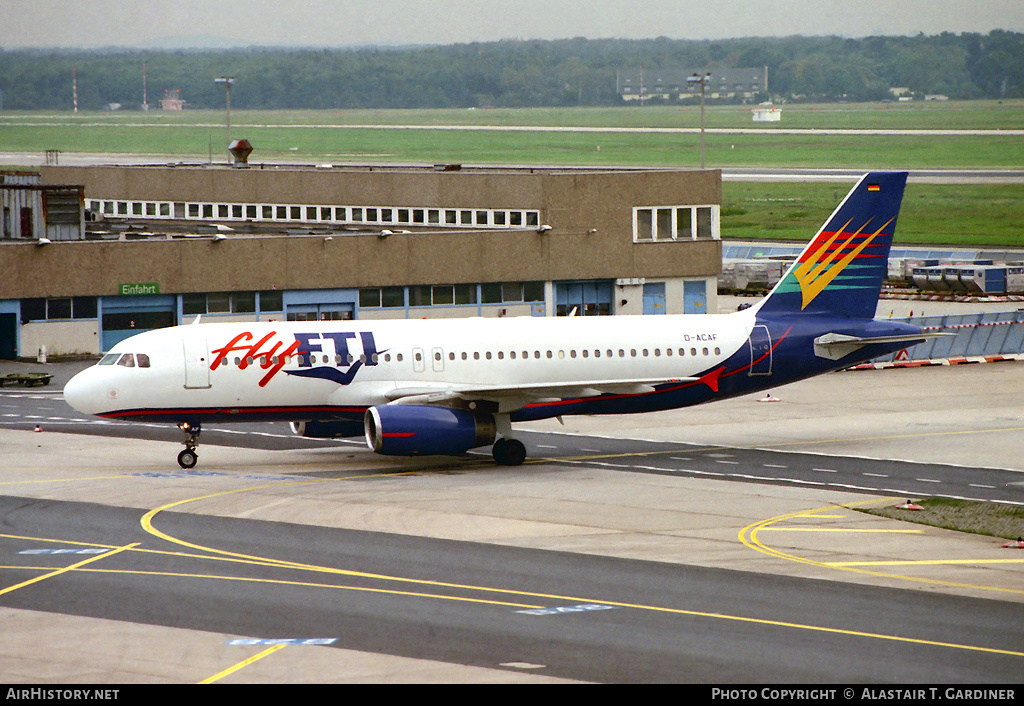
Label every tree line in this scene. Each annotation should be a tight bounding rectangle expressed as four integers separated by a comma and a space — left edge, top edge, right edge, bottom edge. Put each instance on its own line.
1, 32, 1021, 111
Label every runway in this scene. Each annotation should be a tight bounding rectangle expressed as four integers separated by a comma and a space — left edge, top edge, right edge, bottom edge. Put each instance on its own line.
0, 360, 1022, 683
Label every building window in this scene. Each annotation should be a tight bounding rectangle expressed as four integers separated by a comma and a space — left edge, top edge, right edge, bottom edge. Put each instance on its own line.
259, 290, 284, 311
20, 297, 97, 322
359, 287, 405, 308
107, 196, 541, 233
182, 291, 265, 315
633, 205, 719, 242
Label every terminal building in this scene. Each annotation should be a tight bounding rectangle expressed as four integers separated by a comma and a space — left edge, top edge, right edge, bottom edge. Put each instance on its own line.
0, 163, 722, 358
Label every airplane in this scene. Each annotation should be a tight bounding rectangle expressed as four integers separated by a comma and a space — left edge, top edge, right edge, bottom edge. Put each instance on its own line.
64, 171, 930, 470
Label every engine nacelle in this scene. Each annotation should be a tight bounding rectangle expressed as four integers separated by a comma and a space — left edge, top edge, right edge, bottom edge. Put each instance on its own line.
364, 405, 497, 456
290, 419, 365, 439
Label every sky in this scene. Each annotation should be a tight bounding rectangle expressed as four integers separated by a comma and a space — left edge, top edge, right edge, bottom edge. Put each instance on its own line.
2, 0, 1023, 49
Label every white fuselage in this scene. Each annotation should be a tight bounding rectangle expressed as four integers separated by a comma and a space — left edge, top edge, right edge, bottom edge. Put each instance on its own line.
64, 313, 756, 421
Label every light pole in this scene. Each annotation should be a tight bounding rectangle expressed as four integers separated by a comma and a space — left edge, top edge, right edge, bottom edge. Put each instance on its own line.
687, 72, 710, 169
214, 76, 235, 148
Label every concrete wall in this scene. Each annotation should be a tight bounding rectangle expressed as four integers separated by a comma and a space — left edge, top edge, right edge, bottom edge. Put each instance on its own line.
21, 320, 100, 357
0, 230, 720, 300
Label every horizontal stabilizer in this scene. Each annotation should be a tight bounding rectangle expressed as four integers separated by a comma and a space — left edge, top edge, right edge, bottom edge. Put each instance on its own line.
813, 331, 949, 361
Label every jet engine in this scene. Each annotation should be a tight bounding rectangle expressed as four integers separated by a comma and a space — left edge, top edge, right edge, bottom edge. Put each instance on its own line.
290, 419, 365, 438
364, 405, 497, 456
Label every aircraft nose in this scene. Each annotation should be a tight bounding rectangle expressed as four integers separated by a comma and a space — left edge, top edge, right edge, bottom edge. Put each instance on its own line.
63, 367, 108, 416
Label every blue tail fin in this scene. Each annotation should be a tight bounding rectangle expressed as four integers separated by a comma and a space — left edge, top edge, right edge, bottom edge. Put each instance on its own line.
756, 172, 908, 319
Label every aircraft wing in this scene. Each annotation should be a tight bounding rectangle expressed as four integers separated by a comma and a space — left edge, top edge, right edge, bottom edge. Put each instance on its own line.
383, 377, 697, 412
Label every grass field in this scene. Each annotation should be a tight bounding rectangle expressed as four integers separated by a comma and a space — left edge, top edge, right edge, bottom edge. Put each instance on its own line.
723, 181, 1024, 248
3, 100, 1023, 168
4, 122, 1020, 170
2, 102, 1022, 247
860, 498, 1024, 541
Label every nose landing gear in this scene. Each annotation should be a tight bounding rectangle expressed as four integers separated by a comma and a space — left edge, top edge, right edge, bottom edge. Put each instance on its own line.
177, 421, 201, 469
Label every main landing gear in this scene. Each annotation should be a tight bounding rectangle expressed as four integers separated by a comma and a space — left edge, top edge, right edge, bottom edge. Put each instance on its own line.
177, 421, 201, 469
492, 437, 526, 466
490, 415, 526, 466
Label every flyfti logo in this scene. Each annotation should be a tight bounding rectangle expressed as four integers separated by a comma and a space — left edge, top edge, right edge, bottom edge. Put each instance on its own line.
210, 330, 380, 387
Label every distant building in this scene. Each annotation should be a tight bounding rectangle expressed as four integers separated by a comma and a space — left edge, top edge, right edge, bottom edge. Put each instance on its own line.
617, 67, 768, 103
160, 89, 185, 110
751, 103, 781, 122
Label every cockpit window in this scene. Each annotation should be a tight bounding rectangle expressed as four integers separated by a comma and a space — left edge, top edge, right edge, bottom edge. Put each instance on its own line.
100, 352, 151, 368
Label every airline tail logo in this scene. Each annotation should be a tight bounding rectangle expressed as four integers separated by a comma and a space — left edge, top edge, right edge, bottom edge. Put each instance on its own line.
792, 217, 893, 310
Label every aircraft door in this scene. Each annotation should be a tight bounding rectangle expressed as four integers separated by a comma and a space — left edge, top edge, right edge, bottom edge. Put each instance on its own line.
432, 347, 445, 372
183, 336, 212, 389
748, 325, 773, 376
412, 347, 425, 373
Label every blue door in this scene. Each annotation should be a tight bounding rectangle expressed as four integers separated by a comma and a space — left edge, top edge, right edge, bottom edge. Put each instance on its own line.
684, 280, 707, 314
643, 283, 666, 315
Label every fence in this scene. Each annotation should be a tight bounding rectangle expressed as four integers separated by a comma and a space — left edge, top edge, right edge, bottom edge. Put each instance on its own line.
868, 310, 1024, 364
